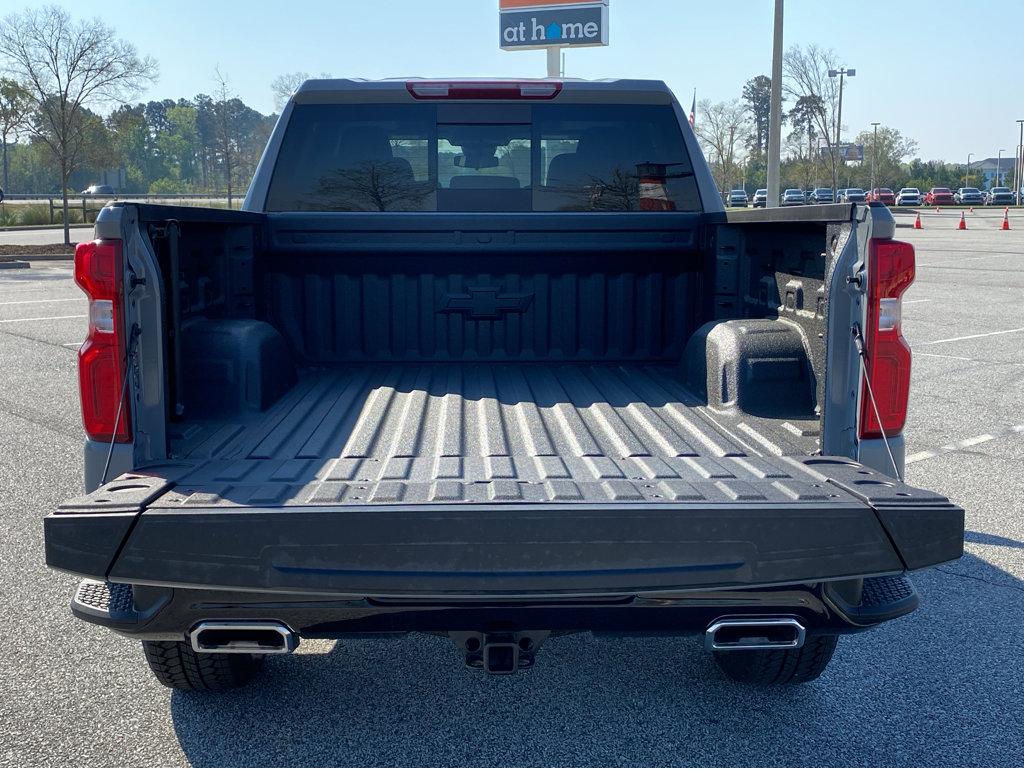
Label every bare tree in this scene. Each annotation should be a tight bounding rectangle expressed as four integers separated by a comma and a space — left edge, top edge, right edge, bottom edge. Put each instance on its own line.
213, 68, 239, 206
694, 99, 748, 193
0, 6, 157, 243
271, 71, 331, 111
0, 78, 32, 194
783, 44, 843, 193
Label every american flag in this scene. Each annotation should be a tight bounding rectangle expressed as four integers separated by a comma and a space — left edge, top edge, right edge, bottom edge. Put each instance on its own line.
689, 90, 696, 128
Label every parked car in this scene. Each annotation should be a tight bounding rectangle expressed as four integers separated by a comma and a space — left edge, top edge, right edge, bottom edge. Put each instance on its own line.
727, 189, 749, 207
923, 187, 955, 206
81, 184, 116, 196
751, 188, 768, 208
841, 188, 867, 203
866, 188, 896, 206
986, 187, 1014, 206
895, 188, 922, 206
780, 188, 806, 206
954, 187, 984, 205
46, 77, 963, 692
808, 188, 835, 204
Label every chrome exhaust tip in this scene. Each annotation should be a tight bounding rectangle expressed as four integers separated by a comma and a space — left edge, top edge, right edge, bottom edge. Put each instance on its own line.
705, 618, 806, 652
189, 621, 297, 654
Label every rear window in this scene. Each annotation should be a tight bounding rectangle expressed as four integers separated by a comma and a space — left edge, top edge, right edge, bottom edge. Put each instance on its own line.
933, 188, 950, 193
266, 103, 700, 213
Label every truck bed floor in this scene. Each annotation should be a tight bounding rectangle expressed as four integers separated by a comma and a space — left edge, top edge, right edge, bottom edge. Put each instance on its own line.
157, 363, 821, 507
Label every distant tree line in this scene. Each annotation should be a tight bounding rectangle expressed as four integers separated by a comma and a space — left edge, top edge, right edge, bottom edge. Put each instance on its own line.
695, 44, 1006, 195
0, 6, 1011, 243
0, 88, 275, 198
0, 4, 280, 246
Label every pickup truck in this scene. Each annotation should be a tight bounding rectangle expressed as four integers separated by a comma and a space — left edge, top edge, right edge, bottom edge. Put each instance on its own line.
45, 78, 964, 691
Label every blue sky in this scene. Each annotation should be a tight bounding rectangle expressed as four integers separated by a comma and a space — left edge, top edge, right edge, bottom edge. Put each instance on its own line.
13, 0, 1023, 162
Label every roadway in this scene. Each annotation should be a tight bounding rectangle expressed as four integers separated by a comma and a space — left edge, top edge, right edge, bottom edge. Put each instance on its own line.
0, 216, 1021, 766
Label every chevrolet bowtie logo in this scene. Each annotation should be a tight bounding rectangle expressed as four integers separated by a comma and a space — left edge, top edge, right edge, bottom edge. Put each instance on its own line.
439, 286, 535, 320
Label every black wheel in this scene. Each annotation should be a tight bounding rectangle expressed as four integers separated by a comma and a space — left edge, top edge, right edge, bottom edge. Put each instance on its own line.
142, 640, 264, 691
713, 635, 838, 685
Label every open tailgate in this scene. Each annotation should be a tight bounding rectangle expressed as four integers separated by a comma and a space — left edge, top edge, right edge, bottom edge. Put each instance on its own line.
45, 455, 963, 597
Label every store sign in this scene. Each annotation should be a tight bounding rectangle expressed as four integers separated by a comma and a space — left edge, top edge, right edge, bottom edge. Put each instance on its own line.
499, 2, 609, 50
819, 144, 865, 162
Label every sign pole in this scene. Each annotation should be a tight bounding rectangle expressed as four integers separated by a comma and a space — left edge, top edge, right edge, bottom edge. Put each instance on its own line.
547, 46, 562, 77
766, 0, 784, 208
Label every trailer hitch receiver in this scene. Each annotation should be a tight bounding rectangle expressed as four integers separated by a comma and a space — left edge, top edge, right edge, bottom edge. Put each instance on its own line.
451, 631, 550, 674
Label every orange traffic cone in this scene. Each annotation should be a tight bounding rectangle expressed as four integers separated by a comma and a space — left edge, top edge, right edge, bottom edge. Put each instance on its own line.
914, 212, 923, 229
957, 211, 967, 230
1002, 208, 1011, 230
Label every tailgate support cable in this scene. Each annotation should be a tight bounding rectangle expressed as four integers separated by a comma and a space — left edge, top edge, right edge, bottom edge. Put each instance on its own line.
852, 323, 901, 480
100, 324, 140, 486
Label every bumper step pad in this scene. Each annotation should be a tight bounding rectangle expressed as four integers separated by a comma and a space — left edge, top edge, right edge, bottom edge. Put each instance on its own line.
828, 573, 920, 625
72, 580, 138, 625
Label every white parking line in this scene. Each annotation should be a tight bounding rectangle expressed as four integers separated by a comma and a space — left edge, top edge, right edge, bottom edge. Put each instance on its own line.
61, 342, 82, 348
903, 299, 932, 305
905, 450, 936, 463
0, 297, 81, 306
0, 314, 86, 324
920, 326, 1024, 346
959, 434, 994, 448
906, 425, 1023, 464
917, 352, 974, 361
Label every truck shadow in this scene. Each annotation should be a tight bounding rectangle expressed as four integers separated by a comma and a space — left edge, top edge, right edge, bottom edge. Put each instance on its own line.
168, 545, 1024, 767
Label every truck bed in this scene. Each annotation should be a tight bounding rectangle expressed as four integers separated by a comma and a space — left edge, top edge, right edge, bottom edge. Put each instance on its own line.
159, 363, 821, 508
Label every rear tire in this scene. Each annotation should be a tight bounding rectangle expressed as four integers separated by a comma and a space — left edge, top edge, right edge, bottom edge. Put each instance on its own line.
713, 634, 838, 685
142, 640, 264, 691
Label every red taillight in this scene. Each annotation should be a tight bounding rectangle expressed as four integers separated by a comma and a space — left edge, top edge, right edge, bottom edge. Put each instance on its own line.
859, 238, 914, 439
405, 80, 562, 100
74, 239, 131, 443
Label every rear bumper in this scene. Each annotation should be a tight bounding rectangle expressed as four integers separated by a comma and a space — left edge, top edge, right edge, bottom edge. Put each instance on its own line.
69, 573, 922, 640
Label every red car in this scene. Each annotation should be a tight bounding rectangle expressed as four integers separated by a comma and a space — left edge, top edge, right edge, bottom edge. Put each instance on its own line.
866, 187, 896, 206
924, 187, 955, 206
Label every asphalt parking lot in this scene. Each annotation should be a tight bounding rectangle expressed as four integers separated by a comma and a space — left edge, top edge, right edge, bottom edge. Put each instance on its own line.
0, 211, 1022, 767
0, 225, 89, 247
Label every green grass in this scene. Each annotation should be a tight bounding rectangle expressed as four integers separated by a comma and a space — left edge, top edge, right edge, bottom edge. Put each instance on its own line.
0, 202, 101, 226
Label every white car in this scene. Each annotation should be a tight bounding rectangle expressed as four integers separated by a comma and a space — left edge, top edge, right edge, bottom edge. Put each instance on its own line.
895, 188, 921, 206
780, 188, 806, 206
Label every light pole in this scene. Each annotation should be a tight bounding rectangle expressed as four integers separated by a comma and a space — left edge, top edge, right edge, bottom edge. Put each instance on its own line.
870, 121, 880, 192
965, 153, 973, 189
766, 0, 784, 207
827, 66, 855, 193
1017, 120, 1024, 204
546, 47, 562, 78
997, 148, 1005, 187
